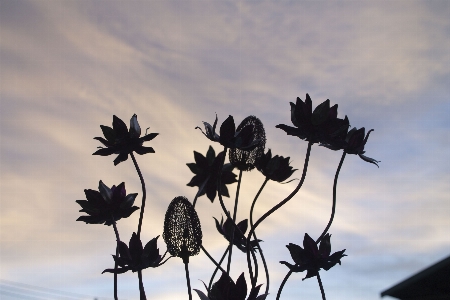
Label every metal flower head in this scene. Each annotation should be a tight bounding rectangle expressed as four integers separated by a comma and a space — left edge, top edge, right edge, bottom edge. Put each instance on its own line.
256, 149, 297, 183
102, 233, 163, 274
194, 272, 268, 300
76, 181, 139, 226
276, 94, 349, 144
187, 146, 237, 202
321, 126, 379, 167
214, 216, 261, 253
280, 233, 346, 280
196, 114, 262, 151
163, 196, 202, 263
93, 114, 158, 165
229, 116, 266, 171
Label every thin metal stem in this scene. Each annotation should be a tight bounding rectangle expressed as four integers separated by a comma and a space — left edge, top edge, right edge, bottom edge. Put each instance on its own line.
200, 245, 227, 274
111, 219, 120, 300
208, 245, 230, 291
216, 147, 245, 238
247, 177, 269, 286
130, 153, 147, 299
276, 270, 293, 300
130, 152, 146, 238
316, 151, 346, 244
184, 262, 193, 300
138, 270, 146, 300
246, 142, 313, 288
317, 272, 326, 300
227, 169, 243, 275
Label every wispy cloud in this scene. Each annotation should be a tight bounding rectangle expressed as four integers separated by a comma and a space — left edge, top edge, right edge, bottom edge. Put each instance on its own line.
1, 0, 449, 299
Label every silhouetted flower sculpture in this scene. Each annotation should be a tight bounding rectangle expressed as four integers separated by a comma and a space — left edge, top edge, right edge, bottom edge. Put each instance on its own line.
214, 216, 261, 253
76, 181, 139, 225
93, 114, 158, 165
102, 232, 163, 274
187, 146, 237, 202
276, 94, 349, 144
256, 149, 297, 183
194, 272, 268, 300
163, 196, 202, 263
229, 116, 266, 171
321, 127, 380, 167
280, 233, 346, 280
196, 115, 261, 150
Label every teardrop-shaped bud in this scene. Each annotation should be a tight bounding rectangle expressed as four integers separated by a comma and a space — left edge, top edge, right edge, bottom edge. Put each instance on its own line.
163, 196, 202, 263
229, 116, 266, 171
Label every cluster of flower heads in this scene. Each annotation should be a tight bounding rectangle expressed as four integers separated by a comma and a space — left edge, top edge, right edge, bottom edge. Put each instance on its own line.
77, 115, 164, 278
75, 93, 378, 297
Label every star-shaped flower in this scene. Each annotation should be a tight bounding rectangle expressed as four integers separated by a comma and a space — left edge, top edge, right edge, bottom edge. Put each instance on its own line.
102, 233, 164, 274
187, 146, 237, 202
276, 94, 349, 145
76, 181, 139, 226
93, 114, 158, 165
256, 149, 297, 183
321, 127, 379, 167
280, 233, 346, 280
194, 272, 268, 300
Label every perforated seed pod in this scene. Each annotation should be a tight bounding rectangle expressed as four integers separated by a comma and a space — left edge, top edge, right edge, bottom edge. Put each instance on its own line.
163, 196, 202, 263
229, 116, 266, 171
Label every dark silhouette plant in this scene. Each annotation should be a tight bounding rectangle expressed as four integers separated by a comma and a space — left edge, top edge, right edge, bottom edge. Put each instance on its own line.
75, 96, 378, 300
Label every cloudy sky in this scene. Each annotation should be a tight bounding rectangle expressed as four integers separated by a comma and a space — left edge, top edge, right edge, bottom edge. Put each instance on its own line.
1, 0, 449, 299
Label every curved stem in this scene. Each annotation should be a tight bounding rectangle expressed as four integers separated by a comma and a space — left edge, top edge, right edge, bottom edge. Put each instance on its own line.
208, 245, 230, 291
250, 248, 259, 285
201, 245, 227, 274
184, 262, 193, 300
130, 152, 147, 238
247, 177, 269, 286
227, 169, 243, 275
317, 272, 326, 300
276, 270, 292, 300
247, 142, 312, 288
130, 153, 147, 299
316, 151, 346, 244
111, 218, 120, 300
216, 147, 245, 238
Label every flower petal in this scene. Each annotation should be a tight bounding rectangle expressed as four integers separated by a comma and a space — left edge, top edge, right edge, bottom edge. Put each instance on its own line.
129, 114, 141, 138
113, 152, 129, 165
134, 146, 155, 155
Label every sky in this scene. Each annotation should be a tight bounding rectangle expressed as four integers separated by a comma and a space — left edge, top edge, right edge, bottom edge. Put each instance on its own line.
0, 0, 449, 299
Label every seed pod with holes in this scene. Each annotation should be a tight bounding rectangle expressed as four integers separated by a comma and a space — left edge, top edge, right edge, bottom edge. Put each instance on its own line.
163, 196, 202, 263
229, 116, 266, 171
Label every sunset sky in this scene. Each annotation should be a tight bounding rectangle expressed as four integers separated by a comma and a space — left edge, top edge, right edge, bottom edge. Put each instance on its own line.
1, 1, 449, 299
